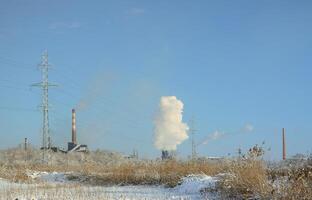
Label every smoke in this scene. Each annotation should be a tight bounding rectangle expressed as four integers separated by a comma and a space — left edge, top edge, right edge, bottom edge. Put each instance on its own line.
201, 130, 225, 145
153, 96, 189, 151
76, 71, 115, 111
242, 123, 254, 133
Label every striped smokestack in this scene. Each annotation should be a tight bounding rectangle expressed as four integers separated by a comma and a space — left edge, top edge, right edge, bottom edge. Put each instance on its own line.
72, 108, 77, 144
282, 128, 286, 160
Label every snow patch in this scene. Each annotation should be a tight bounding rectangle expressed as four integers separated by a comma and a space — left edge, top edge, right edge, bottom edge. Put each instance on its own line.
174, 174, 219, 194
12, 172, 224, 199
27, 171, 70, 183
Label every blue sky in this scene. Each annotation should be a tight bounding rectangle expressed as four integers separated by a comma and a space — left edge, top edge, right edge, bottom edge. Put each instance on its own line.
0, 0, 311, 159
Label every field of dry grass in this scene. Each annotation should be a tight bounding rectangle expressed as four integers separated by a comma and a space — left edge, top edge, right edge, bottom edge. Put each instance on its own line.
216, 148, 312, 199
0, 148, 226, 186
1, 184, 111, 200
0, 147, 311, 199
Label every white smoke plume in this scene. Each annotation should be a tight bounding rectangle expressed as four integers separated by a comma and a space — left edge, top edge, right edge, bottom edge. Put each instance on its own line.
153, 96, 189, 151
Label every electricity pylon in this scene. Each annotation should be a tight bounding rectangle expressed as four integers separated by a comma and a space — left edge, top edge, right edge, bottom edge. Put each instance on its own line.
189, 118, 197, 160
32, 50, 57, 163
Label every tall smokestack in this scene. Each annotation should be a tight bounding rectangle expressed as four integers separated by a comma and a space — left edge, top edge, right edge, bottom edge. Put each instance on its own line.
24, 138, 27, 151
282, 128, 286, 160
72, 108, 77, 144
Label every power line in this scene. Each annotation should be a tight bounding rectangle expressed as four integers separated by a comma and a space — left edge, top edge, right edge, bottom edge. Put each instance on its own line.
0, 106, 38, 112
0, 56, 34, 71
0, 54, 152, 120
0, 53, 153, 139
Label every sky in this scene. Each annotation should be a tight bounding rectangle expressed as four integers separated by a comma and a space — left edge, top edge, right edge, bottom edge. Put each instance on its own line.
0, 0, 311, 160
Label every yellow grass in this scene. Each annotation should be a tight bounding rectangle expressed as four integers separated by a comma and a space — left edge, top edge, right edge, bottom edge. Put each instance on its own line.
0, 148, 311, 199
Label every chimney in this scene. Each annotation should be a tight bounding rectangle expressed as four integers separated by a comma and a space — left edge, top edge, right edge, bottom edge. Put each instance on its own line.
72, 108, 77, 144
282, 128, 286, 160
24, 138, 27, 151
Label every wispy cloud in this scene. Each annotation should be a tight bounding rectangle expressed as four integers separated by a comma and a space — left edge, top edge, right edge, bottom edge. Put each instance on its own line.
126, 8, 146, 16
242, 123, 254, 133
198, 123, 254, 146
48, 22, 82, 30
201, 130, 225, 145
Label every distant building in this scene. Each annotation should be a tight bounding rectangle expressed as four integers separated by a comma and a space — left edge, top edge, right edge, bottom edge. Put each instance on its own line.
68, 143, 88, 152
161, 150, 176, 160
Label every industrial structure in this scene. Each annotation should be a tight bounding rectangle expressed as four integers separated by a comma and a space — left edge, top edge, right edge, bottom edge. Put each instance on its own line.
283, 128, 286, 160
32, 52, 88, 156
67, 108, 88, 152
161, 150, 175, 160
32, 51, 57, 162
31, 52, 291, 160
189, 118, 197, 160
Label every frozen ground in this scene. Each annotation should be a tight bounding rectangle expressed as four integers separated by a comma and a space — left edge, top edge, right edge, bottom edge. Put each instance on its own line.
0, 172, 221, 200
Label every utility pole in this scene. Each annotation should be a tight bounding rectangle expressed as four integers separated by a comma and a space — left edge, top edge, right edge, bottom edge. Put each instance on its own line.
32, 50, 57, 163
24, 138, 28, 151
282, 128, 286, 160
24, 138, 28, 163
238, 147, 242, 159
189, 118, 197, 160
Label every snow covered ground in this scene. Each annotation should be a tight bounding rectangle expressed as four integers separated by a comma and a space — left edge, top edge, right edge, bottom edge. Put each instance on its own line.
0, 172, 221, 200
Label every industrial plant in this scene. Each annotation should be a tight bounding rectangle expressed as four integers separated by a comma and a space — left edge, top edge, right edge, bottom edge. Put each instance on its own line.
1, 1, 312, 198
67, 108, 88, 152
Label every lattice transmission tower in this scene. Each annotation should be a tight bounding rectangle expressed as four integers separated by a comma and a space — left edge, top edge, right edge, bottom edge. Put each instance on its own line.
32, 50, 57, 162
189, 118, 197, 160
